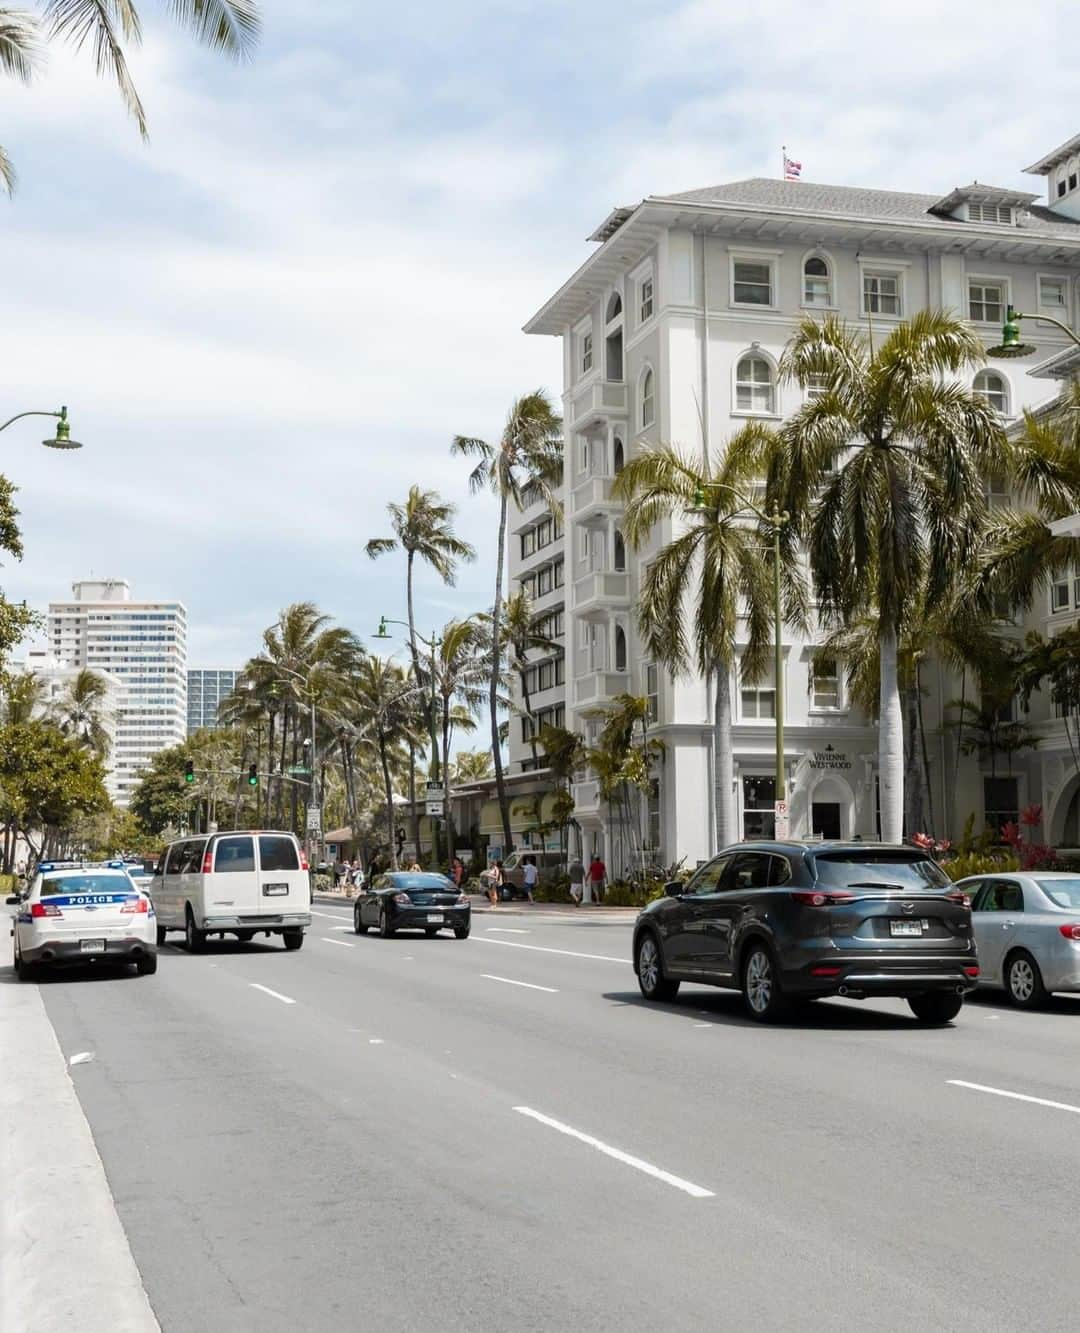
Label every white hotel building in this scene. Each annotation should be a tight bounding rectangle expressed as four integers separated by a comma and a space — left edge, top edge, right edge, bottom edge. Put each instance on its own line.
517, 134, 1080, 870
48, 580, 188, 805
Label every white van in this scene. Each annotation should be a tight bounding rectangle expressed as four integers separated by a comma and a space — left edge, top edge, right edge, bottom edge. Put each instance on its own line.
151, 831, 311, 951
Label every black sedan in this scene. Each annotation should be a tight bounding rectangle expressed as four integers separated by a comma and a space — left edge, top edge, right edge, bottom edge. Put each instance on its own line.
354, 872, 471, 939
633, 841, 978, 1023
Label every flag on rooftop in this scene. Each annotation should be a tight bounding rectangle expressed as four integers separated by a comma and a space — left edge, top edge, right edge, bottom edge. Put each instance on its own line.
783, 151, 802, 181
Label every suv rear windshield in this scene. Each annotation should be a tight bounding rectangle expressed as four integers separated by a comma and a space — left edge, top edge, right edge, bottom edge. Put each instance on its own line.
259, 836, 300, 872
812, 851, 950, 890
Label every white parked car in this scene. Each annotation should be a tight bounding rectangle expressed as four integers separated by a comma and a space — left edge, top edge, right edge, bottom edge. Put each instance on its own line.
150, 831, 311, 951
8, 861, 158, 980
957, 872, 1080, 1007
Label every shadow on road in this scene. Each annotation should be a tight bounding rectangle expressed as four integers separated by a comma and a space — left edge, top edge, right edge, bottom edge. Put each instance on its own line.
965, 987, 1080, 1016
604, 988, 944, 1030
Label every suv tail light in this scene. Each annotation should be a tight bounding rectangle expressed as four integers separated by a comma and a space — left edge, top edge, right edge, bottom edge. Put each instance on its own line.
30, 902, 62, 918
120, 897, 149, 914
964, 966, 980, 977
202, 849, 214, 874
1058, 924, 1080, 940
791, 890, 856, 906
947, 890, 971, 907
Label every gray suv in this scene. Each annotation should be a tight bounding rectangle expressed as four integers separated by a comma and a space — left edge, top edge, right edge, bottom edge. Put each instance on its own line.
632, 841, 978, 1024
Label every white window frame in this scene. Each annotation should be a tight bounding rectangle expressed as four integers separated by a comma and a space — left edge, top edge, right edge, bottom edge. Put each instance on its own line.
644, 662, 659, 723
973, 369, 1010, 417
733, 351, 778, 417
800, 251, 835, 309
581, 331, 593, 375
1038, 273, 1069, 313
1051, 578, 1071, 613
858, 260, 909, 319
639, 275, 654, 325
739, 662, 777, 721
729, 250, 779, 310
573, 316, 594, 384
810, 655, 843, 712
967, 275, 1009, 325
966, 202, 1013, 225
640, 365, 656, 429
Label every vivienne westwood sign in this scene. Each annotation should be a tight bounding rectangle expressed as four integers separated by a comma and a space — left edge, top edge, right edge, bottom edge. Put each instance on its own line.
808, 745, 851, 770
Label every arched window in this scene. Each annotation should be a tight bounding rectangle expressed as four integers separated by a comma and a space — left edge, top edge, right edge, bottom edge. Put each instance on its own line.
973, 369, 1008, 416
735, 355, 775, 414
613, 437, 625, 474
803, 255, 832, 306
606, 292, 623, 323
641, 368, 655, 428
613, 530, 626, 572
615, 625, 627, 672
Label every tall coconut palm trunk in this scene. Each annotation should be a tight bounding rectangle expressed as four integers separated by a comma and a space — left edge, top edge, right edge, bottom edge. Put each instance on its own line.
714, 668, 736, 847
879, 628, 904, 842
379, 736, 398, 870
490, 495, 513, 852
903, 681, 924, 838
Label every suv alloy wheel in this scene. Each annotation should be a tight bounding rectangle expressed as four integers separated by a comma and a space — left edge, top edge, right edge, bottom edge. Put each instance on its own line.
742, 943, 788, 1022
636, 932, 680, 1001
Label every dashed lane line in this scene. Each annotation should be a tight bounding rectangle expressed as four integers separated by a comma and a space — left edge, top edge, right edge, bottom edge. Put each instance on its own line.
475, 937, 626, 965
249, 983, 296, 1005
481, 974, 559, 993
948, 1079, 1080, 1116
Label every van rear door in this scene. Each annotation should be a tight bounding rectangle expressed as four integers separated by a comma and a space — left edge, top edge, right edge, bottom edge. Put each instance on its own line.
257, 835, 307, 913
208, 835, 260, 917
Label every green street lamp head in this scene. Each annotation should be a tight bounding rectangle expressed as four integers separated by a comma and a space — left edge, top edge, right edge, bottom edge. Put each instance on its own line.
987, 306, 1037, 359
691, 483, 709, 512
42, 406, 83, 450
373, 616, 392, 640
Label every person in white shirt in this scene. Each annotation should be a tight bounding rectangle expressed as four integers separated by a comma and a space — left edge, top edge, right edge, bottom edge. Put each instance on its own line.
522, 855, 538, 903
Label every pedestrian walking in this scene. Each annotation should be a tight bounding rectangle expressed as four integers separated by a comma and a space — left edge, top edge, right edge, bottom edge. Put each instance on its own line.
568, 856, 585, 905
486, 860, 503, 907
450, 856, 466, 889
588, 854, 606, 904
408, 860, 423, 873
522, 854, 538, 903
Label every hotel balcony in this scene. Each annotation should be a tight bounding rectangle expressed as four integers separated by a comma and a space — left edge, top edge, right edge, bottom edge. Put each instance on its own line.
574, 670, 630, 707
569, 380, 628, 433
572, 474, 623, 521
572, 779, 601, 817
573, 569, 630, 614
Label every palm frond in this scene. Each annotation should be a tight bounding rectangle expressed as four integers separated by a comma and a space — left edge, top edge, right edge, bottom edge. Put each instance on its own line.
0, 8, 42, 81
0, 143, 15, 196
43, 0, 146, 137
165, 0, 259, 60
364, 536, 397, 559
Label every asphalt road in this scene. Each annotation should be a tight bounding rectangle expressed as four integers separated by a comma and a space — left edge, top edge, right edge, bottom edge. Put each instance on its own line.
22, 903, 1080, 1333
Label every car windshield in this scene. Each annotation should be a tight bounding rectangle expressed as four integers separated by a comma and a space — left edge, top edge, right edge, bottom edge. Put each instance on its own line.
41, 874, 133, 896
812, 851, 950, 890
1036, 878, 1080, 908
391, 874, 452, 889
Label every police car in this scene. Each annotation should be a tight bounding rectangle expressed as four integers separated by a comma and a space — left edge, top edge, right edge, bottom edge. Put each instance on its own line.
9, 861, 158, 980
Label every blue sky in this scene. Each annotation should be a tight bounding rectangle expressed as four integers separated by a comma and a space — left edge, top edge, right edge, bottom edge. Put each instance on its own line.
3, 0, 1078, 667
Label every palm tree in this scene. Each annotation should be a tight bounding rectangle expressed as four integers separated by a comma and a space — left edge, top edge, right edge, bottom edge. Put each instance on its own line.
366, 485, 475, 852
1, 1, 260, 194
346, 655, 423, 869
430, 618, 489, 858
452, 750, 494, 784
613, 428, 804, 845
53, 668, 112, 756
1, 671, 45, 725
970, 378, 1080, 614
770, 311, 1006, 842
451, 390, 562, 851
502, 589, 559, 768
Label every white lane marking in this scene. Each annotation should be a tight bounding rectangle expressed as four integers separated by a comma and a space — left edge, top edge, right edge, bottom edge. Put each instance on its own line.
482, 974, 559, 993
311, 909, 351, 920
485, 927, 530, 934
69, 1051, 95, 1066
476, 938, 625, 965
369, 1038, 384, 1045
693, 1023, 711, 1029
320, 937, 355, 948
513, 1107, 714, 1199
333, 926, 355, 932
948, 1080, 1080, 1116
250, 983, 296, 1006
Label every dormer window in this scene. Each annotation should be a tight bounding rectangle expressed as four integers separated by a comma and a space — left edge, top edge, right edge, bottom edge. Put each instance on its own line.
968, 202, 1013, 225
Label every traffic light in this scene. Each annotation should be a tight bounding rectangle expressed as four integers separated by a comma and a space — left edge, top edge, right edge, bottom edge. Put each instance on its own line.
184, 759, 195, 783
248, 764, 258, 787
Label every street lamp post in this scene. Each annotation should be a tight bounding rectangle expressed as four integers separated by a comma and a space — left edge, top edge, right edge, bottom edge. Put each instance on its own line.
272, 662, 324, 868
0, 405, 83, 448
692, 483, 790, 835
374, 616, 442, 868
987, 304, 1080, 358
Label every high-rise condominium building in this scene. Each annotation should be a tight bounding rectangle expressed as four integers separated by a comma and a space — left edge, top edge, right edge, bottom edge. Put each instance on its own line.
47, 579, 187, 806
187, 669, 239, 734
523, 134, 1080, 869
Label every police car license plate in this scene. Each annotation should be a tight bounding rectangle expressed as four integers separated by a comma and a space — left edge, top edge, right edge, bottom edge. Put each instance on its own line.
81, 939, 106, 953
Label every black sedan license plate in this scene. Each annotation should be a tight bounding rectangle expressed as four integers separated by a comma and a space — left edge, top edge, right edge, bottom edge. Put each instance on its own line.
890, 919, 926, 937
263, 883, 288, 896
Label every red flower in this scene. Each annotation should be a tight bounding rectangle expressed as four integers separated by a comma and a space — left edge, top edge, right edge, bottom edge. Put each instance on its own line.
1020, 804, 1043, 828
1000, 822, 1021, 848
912, 832, 934, 849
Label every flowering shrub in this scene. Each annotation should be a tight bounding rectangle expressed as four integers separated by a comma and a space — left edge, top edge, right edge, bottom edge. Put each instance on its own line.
1000, 812, 1058, 871
912, 832, 952, 855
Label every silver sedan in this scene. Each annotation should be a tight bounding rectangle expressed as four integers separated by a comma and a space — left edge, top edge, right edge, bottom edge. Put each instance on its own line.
957, 873, 1080, 1008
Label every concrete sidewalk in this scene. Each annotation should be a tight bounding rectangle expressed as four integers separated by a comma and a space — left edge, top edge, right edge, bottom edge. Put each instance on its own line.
0, 971, 159, 1333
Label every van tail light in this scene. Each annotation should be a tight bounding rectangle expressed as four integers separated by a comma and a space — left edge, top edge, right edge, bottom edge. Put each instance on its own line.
202, 849, 214, 874
791, 890, 855, 906
947, 890, 971, 908
121, 897, 149, 914
1058, 924, 1080, 940
30, 902, 62, 918
300, 851, 309, 871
